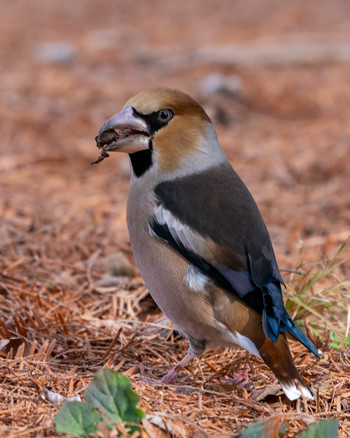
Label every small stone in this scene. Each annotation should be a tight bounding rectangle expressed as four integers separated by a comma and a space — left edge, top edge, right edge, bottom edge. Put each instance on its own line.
198, 73, 244, 98
34, 42, 77, 64
103, 252, 136, 277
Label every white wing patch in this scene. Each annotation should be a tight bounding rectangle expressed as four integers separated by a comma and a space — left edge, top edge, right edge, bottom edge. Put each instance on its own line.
184, 264, 209, 292
153, 204, 201, 254
152, 205, 213, 293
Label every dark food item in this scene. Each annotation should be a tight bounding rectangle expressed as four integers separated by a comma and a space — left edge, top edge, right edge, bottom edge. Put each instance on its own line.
96, 129, 119, 148
91, 149, 110, 165
92, 129, 120, 165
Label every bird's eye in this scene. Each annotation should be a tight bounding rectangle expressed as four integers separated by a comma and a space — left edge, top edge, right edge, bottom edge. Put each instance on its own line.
157, 109, 173, 122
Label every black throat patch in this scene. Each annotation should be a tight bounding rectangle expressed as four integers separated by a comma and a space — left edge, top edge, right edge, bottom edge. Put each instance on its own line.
129, 148, 153, 177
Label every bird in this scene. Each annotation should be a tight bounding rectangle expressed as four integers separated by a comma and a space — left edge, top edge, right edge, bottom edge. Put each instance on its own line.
95, 87, 319, 401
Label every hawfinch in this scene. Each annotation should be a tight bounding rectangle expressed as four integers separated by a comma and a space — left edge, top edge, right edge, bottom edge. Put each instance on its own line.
95, 87, 319, 401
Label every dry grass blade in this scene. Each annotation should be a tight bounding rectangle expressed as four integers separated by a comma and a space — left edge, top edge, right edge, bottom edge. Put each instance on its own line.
286, 238, 350, 340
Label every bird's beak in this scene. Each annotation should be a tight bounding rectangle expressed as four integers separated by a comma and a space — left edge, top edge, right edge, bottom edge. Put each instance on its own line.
96, 106, 151, 154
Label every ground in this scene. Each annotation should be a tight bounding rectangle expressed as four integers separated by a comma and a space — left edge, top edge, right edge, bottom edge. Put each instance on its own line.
0, 1, 350, 436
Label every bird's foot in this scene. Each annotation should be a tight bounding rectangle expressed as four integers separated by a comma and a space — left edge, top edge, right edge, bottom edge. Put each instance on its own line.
232, 352, 254, 389
216, 373, 254, 390
138, 351, 196, 386
210, 354, 254, 390
137, 371, 177, 386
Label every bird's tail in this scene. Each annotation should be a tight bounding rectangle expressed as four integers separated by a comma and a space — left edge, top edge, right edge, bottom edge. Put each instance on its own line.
259, 334, 314, 401
262, 282, 320, 358
281, 313, 320, 357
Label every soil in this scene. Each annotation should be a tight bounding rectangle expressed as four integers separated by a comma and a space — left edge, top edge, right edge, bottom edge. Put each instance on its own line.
0, 1, 349, 436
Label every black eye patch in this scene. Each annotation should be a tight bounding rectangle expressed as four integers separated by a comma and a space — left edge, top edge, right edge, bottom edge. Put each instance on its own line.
133, 108, 174, 135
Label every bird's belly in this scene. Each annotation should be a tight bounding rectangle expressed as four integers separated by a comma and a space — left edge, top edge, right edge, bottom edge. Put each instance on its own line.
135, 238, 211, 334
127, 212, 223, 345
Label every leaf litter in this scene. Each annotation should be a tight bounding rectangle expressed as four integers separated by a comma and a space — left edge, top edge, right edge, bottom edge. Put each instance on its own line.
1, 0, 350, 436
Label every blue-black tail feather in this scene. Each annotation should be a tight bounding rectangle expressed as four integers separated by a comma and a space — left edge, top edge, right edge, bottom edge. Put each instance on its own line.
281, 314, 320, 357
262, 283, 319, 357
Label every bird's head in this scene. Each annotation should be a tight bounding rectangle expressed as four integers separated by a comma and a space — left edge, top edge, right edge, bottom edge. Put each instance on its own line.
95, 87, 226, 178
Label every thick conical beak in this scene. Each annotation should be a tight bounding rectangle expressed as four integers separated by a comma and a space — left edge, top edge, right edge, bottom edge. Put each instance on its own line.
97, 106, 150, 154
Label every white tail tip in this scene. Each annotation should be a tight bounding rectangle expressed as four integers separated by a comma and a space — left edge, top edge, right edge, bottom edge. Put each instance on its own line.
280, 382, 314, 401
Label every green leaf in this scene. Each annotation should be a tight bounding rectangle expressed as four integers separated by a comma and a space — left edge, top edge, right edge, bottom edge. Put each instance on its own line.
240, 420, 286, 437
53, 370, 145, 437
328, 342, 341, 350
299, 419, 339, 438
240, 421, 266, 438
53, 401, 104, 437
85, 369, 145, 426
330, 332, 340, 341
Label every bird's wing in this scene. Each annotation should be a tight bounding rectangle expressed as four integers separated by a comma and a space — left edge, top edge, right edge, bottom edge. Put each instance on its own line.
150, 162, 319, 356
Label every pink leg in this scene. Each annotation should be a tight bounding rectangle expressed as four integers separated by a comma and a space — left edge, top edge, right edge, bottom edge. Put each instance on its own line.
160, 352, 196, 384
213, 352, 253, 389
139, 352, 196, 385
230, 352, 250, 385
